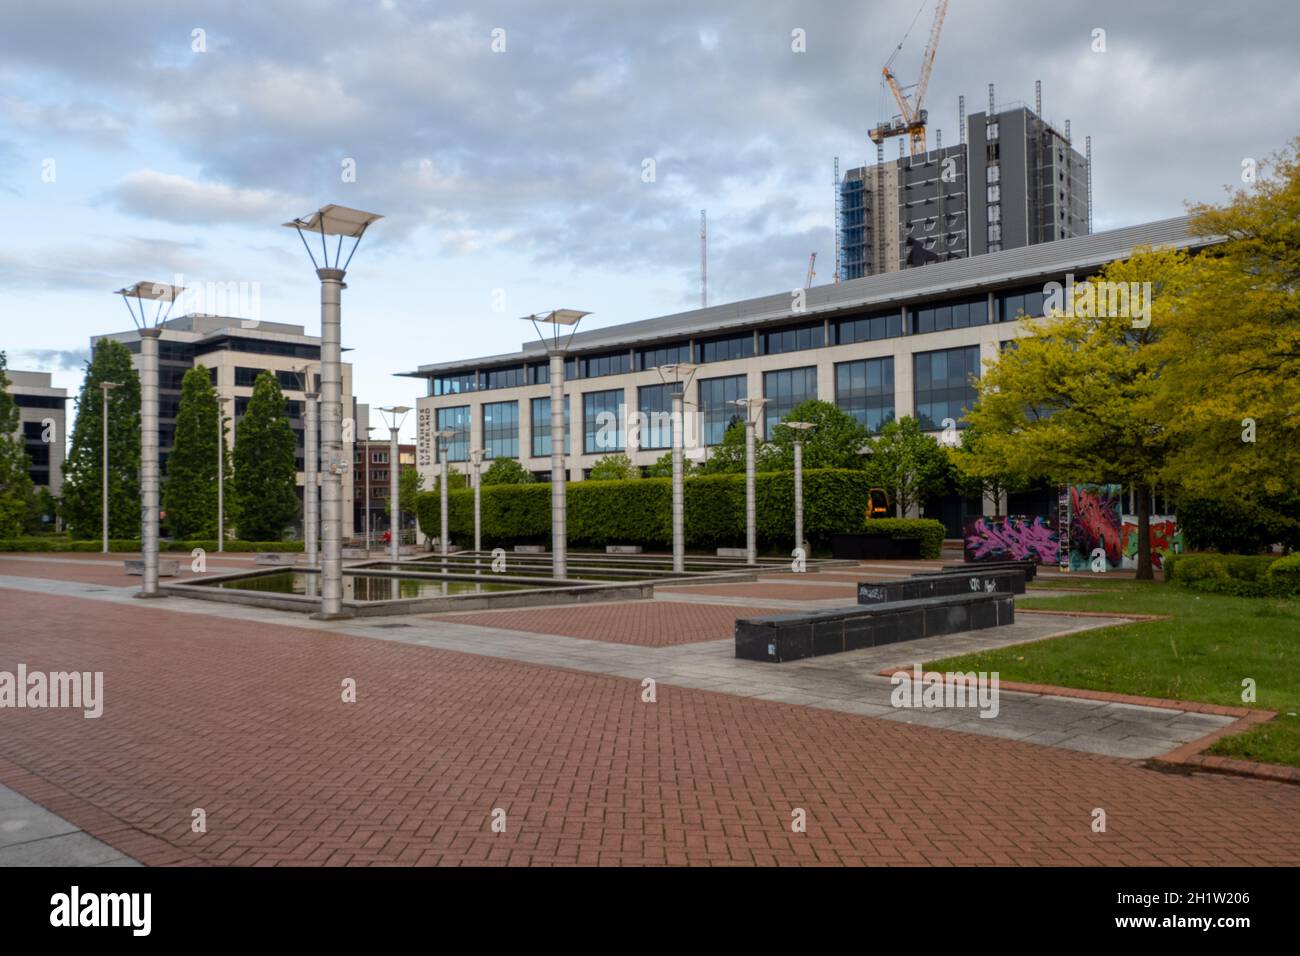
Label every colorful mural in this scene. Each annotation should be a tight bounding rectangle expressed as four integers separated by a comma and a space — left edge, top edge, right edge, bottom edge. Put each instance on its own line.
1121, 515, 1183, 570
1067, 484, 1123, 571
963, 515, 1059, 565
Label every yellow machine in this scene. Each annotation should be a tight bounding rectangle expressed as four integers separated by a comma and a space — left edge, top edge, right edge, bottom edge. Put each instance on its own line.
867, 488, 892, 519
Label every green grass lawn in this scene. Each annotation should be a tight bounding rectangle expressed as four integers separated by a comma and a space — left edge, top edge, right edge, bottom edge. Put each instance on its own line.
927, 584, 1300, 768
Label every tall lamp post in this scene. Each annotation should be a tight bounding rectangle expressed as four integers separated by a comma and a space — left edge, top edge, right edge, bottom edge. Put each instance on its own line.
524, 309, 590, 580
115, 281, 184, 598
298, 367, 319, 567
655, 363, 698, 573
469, 448, 485, 553
433, 429, 456, 557
730, 397, 767, 565
99, 381, 120, 554
379, 405, 411, 562
362, 425, 375, 554
217, 395, 231, 552
782, 420, 817, 561
283, 204, 382, 619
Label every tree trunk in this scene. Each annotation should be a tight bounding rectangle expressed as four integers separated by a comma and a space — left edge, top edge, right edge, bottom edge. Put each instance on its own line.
1135, 484, 1153, 581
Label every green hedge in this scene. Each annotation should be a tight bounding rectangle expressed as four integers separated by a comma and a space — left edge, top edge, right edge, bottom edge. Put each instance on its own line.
0, 538, 304, 554
414, 469, 943, 556
1165, 552, 1297, 597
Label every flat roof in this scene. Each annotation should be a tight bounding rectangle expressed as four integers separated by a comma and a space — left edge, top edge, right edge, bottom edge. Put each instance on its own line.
401, 215, 1216, 378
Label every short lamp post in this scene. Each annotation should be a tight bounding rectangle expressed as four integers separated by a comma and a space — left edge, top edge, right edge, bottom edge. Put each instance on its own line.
299, 367, 319, 567
730, 397, 767, 565
782, 420, 817, 560
114, 281, 184, 598
655, 362, 698, 573
433, 429, 457, 556
98, 381, 120, 554
217, 395, 232, 552
524, 309, 590, 580
283, 204, 383, 619
379, 405, 411, 562
469, 448, 486, 553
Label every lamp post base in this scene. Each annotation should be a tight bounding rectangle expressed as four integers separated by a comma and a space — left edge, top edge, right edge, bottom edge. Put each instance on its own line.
309, 610, 355, 621
133, 591, 169, 600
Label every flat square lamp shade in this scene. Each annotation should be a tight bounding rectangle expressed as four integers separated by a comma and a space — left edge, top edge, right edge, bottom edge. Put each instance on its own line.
283, 204, 384, 237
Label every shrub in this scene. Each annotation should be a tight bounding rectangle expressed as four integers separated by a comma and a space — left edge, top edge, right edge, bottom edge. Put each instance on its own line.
0, 538, 303, 553
1166, 552, 1280, 596
1176, 498, 1294, 554
860, 517, 947, 560
416, 468, 918, 552
1266, 554, 1300, 597
480, 458, 535, 485
587, 454, 640, 481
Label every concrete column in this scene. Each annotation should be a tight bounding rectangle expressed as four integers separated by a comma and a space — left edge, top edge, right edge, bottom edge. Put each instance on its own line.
473, 461, 482, 553
440, 444, 449, 558
217, 403, 225, 553
745, 415, 757, 565
137, 328, 162, 598
671, 388, 684, 573
315, 268, 347, 619
389, 425, 400, 562
794, 438, 804, 558
550, 352, 566, 578
304, 388, 319, 567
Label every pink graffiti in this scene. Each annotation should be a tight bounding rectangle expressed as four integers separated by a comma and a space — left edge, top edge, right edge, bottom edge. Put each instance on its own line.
965, 516, 1058, 564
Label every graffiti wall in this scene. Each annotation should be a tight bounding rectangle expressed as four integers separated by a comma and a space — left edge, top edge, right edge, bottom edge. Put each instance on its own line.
963, 515, 1059, 565
1121, 515, 1183, 570
1067, 484, 1123, 571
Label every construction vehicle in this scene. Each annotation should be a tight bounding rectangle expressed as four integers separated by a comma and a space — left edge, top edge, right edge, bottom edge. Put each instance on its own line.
868, 0, 950, 157
866, 487, 892, 519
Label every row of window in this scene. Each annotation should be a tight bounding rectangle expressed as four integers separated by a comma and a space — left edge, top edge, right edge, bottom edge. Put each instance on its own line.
427, 286, 1050, 397
432, 346, 982, 461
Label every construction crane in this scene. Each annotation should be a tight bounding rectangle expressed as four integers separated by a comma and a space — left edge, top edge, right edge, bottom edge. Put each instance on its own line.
868, 0, 950, 156
804, 252, 817, 289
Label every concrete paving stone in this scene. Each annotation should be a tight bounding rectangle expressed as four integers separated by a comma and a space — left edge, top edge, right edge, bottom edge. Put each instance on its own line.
0, 832, 131, 867
0, 807, 80, 848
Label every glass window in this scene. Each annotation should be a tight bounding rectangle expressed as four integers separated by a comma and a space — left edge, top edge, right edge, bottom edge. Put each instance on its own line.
637, 384, 674, 450
997, 286, 1050, 322
530, 396, 570, 457
834, 310, 902, 345
913, 347, 980, 431
698, 375, 746, 446
637, 342, 691, 371
528, 359, 578, 384
582, 389, 625, 454
482, 366, 525, 390
435, 406, 470, 462
762, 367, 817, 439
481, 400, 519, 459
760, 321, 824, 355
696, 332, 755, 364
910, 296, 986, 334
432, 372, 477, 396
835, 358, 894, 433
580, 351, 631, 379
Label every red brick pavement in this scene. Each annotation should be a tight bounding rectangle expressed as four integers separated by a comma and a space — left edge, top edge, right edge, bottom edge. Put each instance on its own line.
1, 588, 1298, 866
429, 601, 794, 647
0, 554, 258, 588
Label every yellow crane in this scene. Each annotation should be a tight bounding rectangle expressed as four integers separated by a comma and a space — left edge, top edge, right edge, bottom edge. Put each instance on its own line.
868, 0, 950, 156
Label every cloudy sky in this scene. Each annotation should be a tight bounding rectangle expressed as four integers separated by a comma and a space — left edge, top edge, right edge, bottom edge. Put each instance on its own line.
2, 0, 1297, 441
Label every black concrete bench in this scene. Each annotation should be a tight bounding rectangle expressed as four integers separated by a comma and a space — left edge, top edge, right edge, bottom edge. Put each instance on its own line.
857, 568, 1026, 605
917, 560, 1039, 582
735, 592, 1013, 662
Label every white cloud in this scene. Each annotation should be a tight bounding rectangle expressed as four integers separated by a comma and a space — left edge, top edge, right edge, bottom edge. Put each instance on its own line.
105, 170, 302, 226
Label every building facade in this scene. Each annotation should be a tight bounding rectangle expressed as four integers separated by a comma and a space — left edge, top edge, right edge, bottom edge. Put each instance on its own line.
841, 99, 1089, 280
93, 315, 355, 537
404, 217, 1214, 536
8, 370, 69, 500
353, 435, 417, 540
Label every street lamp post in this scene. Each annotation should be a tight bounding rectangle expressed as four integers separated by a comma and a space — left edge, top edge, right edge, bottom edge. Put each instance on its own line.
730, 398, 767, 565
283, 205, 383, 619
524, 309, 590, 580
379, 406, 411, 562
432, 430, 456, 557
217, 395, 231, 552
300, 368, 319, 567
98, 381, 120, 554
655, 363, 698, 573
115, 281, 184, 598
783, 421, 817, 562
469, 448, 486, 553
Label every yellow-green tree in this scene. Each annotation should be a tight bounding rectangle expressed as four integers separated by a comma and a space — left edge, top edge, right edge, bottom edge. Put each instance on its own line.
959, 247, 1193, 580
1155, 138, 1300, 529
